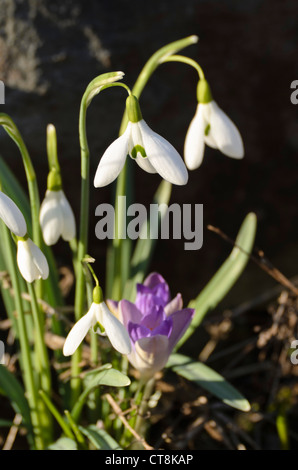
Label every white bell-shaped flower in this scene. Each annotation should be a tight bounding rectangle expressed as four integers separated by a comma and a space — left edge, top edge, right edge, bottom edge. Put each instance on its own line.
39, 189, 76, 246
17, 237, 49, 283
0, 191, 27, 237
63, 289, 131, 357
94, 95, 188, 187
184, 79, 244, 170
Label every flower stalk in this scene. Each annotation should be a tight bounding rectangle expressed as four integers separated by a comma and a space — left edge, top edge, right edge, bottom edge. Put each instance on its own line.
108, 36, 199, 301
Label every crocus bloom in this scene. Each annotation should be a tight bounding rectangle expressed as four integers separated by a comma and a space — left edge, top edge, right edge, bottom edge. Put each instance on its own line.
39, 189, 76, 245
63, 288, 131, 356
0, 191, 27, 237
17, 237, 49, 283
184, 79, 244, 170
116, 273, 194, 378
94, 95, 188, 187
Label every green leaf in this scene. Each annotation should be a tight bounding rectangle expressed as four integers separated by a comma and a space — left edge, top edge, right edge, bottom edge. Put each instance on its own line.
123, 179, 172, 301
79, 425, 122, 450
0, 365, 32, 431
48, 437, 78, 450
83, 365, 131, 389
176, 212, 257, 349
71, 366, 131, 423
167, 353, 251, 412
0, 419, 15, 427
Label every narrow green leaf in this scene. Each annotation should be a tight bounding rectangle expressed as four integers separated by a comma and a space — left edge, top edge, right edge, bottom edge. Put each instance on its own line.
167, 353, 251, 412
71, 367, 131, 423
0, 365, 32, 431
79, 424, 122, 450
48, 437, 78, 450
176, 212, 257, 349
0, 419, 15, 427
123, 179, 172, 301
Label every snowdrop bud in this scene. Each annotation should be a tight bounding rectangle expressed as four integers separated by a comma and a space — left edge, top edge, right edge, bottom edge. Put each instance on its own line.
17, 236, 49, 283
39, 189, 76, 246
0, 191, 27, 237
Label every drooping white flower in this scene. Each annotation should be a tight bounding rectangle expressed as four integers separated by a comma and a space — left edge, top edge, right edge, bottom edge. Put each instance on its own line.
184, 79, 244, 170
0, 191, 27, 237
63, 295, 132, 357
39, 189, 76, 246
94, 95, 188, 187
17, 237, 49, 283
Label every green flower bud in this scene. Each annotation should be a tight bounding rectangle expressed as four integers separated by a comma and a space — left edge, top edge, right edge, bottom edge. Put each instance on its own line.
93, 285, 103, 304
126, 95, 143, 123
47, 169, 62, 191
197, 79, 213, 104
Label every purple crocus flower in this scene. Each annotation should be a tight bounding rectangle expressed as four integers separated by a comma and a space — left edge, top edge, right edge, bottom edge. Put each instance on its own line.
116, 273, 194, 378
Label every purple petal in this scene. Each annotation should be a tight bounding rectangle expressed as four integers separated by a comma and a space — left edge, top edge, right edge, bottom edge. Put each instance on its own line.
140, 305, 165, 330
119, 299, 143, 330
168, 308, 195, 350
135, 290, 164, 314
164, 293, 183, 316
128, 322, 151, 343
142, 272, 170, 305
151, 316, 173, 338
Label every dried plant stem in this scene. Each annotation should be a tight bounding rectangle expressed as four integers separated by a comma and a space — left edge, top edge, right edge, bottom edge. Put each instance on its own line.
104, 393, 153, 450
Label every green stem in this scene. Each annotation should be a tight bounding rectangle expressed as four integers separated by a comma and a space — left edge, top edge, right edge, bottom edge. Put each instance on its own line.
2, 225, 44, 449
70, 94, 89, 406
27, 281, 53, 444
39, 390, 74, 440
132, 377, 155, 449
71, 72, 126, 405
0, 114, 41, 248
27, 282, 51, 394
161, 54, 205, 79
64, 410, 86, 447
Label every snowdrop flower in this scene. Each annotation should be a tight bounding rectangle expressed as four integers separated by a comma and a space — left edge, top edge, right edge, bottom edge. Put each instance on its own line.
39, 189, 76, 246
110, 273, 194, 378
17, 236, 49, 283
0, 191, 27, 237
63, 286, 131, 357
184, 79, 244, 170
94, 94, 188, 187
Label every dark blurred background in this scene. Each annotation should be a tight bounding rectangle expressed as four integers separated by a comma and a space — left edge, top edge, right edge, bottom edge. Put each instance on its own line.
0, 0, 298, 311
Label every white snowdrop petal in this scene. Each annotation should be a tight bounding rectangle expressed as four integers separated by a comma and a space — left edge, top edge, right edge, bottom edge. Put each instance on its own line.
59, 191, 76, 241
135, 154, 157, 173
129, 122, 157, 174
39, 190, 63, 245
99, 302, 131, 355
184, 104, 206, 170
204, 130, 218, 149
17, 240, 40, 283
93, 124, 131, 187
63, 306, 96, 356
208, 101, 244, 158
26, 238, 49, 280
138, 120, 188, 185
0, 191, 27, 237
